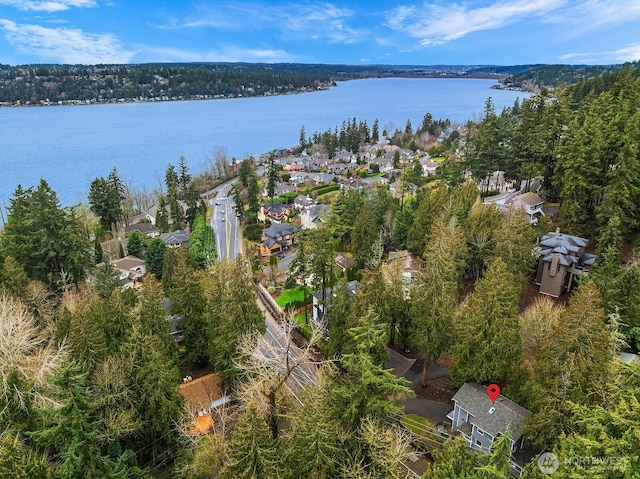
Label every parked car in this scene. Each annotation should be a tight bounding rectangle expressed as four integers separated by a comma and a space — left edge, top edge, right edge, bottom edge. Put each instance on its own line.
277, 253, 285, 259
282, 245, 289, 251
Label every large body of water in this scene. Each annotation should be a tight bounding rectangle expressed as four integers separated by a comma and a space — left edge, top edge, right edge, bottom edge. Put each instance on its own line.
0, 78, 527, 209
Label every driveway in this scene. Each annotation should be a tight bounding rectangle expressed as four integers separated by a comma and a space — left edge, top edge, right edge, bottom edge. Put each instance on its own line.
277, 250, 297, 272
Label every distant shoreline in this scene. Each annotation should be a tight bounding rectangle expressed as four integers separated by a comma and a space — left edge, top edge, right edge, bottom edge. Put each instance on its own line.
0, 75, 513, 108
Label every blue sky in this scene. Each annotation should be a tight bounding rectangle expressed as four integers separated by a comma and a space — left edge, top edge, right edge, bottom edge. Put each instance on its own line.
0, 0, 639, 66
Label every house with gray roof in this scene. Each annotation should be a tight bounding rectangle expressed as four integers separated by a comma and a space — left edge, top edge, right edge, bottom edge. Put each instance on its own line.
259, 223, 298, 256
535, 230, 596, 298
447, 382, 532, 476
161, 230, 190, 249
301, 203, 329, 229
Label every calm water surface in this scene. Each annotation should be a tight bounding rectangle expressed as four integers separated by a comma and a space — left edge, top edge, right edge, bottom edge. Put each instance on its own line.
0, 78, 527, 208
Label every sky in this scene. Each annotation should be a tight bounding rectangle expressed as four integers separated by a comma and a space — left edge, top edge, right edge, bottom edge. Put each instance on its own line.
0, 0, 639, 66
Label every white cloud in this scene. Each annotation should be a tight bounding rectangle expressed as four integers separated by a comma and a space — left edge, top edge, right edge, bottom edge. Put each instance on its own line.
138, 45, 297, 63
545, 1, 640, 27
0, 19, 135, 63
560, 44, 640, 64
385, 0, 565, 46
0, 0, 95, 12
166, 2, 367, 45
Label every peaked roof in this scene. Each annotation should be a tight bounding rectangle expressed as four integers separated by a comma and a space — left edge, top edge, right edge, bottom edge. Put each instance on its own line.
263, 223, 298, 239
538, 231, 592, 265
160, 230, 189, 245
112, 255, 145, 271
452, 383, 531, 442
179, 374, 224, 413
512, 192, 544, 207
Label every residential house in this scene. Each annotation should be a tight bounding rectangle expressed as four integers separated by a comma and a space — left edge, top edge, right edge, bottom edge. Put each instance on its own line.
289, 173, 309, 185
535, 231, 596, 298
360, 176, 388, 191
311, 280, 360, 326
111, 255, 146, 289
179, 374, 231, 435
259, 223, 298, 256
283, 161, 305, 173
447, 382, 532, 476
139, 201, 188, 225
482, 190, 518, 210
293, 194, 315, 210
505, 192, 545, 225
386, 250, 424, 285
306, 172, 335, 185
160, 230, 190, 249
265, 183, 298, 198
124, 223, 160, 238
300, 203, 329, 229
335, 254, 355, 273
258, 202, 291, 224
420, 159, 441, 176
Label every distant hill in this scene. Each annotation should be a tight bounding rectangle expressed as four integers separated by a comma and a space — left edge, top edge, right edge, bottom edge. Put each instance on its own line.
499, 62, 639, 92
0, 61, 633, 106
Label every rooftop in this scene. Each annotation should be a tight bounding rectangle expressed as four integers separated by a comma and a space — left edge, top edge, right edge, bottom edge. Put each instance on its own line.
452, 383, 531, 442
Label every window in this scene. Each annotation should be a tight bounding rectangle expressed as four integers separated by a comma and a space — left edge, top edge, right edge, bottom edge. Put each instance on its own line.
476, 430, 484, 436
475, 440, 482, 447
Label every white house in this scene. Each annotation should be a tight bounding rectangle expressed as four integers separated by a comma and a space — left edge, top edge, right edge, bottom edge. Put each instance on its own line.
505, 192, 545, 225
111, 255, 146, 289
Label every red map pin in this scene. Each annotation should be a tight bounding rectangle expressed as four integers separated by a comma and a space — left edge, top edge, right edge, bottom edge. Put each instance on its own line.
487, 384, 500, 404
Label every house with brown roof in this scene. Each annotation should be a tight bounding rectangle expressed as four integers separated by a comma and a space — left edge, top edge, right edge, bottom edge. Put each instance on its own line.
535, 231, 596, 298
179, 374, 230, 435
111, 255, 146, 289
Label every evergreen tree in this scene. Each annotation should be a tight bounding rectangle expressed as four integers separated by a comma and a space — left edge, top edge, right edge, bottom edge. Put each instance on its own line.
32, 362, 118, 478
450, 257, 521, 386
266, 150, 278, 204
412, 211, 466, 387
524, 281, 614, 448
222, 407, 276, 479
326, 277, 352, 358
406, 185, 448, 255
352, 202, 379, 269
88, 167, 125, 232
188, 212, 216, 268
233, 187, 244, 217
125, 231, 145, 259
372, 118, 380, 143
144, 237, 166, 278
1, 180, 90, 287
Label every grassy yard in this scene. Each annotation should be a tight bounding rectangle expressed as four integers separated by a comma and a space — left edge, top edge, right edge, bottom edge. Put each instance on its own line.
275, 286, 311, 308
400, 414, 436, 437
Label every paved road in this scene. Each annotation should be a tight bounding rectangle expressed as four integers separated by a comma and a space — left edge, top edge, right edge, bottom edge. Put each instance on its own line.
211, 192, 242, 260
256, 295, 319, 403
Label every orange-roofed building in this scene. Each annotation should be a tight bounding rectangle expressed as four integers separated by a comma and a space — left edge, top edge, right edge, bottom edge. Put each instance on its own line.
179, 373, 230, 435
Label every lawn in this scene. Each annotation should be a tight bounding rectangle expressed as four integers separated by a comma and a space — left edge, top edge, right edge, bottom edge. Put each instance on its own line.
275, 286, 311, 308
400, 414, 436, 437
